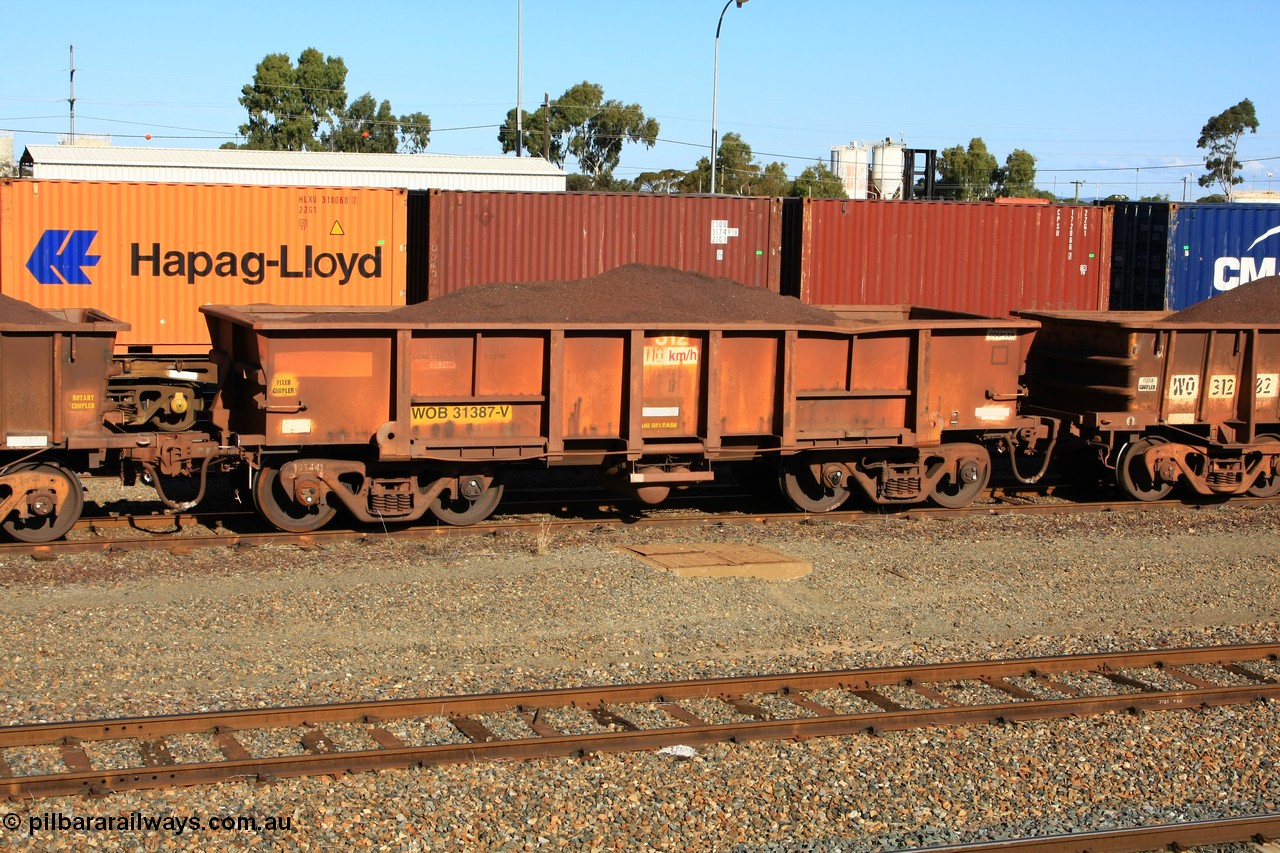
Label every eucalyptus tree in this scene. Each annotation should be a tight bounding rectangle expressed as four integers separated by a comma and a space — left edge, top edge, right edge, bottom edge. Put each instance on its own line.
499, 81, 658, 187
1198, 99, 1258, 202
229, 48, 431, 153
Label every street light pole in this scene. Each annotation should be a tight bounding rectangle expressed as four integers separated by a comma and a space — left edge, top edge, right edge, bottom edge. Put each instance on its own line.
515, 0, 522, 157
711, 0, 748, 194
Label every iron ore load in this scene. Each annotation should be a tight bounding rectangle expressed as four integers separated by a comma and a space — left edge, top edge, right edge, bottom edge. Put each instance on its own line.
201, 265, 1051, 531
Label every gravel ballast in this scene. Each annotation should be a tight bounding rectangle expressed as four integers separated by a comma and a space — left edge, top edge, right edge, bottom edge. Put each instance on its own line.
0, 499, 1277, 851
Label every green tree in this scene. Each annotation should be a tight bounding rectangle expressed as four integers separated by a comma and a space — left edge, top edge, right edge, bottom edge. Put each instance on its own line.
326, 94, 398, 153
937, 138, 999, 201
754, 162, 795, 197
996, 148, 1037, 197
398, 112, 432, 153
791, 162, 848, 198
1197, 98, 1258, 202
499, 82, 658, 187
229, 49, 430, 153
634, 168, 688, 194
231, 49, 348, 151
681, 132, 756, 194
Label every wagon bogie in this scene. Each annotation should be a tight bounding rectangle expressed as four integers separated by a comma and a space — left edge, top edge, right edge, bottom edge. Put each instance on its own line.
1110, 433, 1280, 501
790, 441, 996, 511
249, 456, 502, 529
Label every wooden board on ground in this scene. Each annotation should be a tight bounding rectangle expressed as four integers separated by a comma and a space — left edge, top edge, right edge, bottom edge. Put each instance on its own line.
621, 543, 811, 579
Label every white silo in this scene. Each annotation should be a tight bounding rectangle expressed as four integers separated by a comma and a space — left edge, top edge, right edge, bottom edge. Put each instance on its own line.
830, 142, 871, 199
871, 140, 905, 200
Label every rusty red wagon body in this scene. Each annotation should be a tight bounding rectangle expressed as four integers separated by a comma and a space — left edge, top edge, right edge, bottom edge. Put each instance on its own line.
0, 307, 125, 540
1018, 310, 1280, 500
203, 304, 1048, 530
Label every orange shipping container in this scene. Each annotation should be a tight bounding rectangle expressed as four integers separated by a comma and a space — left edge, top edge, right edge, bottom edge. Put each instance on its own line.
0, 180, 408, 352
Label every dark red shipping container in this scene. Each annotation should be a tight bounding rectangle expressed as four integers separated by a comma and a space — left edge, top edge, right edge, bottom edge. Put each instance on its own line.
411, 191, 783, 301
781, 199, 1113, 317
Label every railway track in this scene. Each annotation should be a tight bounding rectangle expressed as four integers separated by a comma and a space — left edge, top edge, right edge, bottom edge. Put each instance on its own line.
920, 813, 1280, 851
1, 643, 1275, 802
5, 488, 1268, 560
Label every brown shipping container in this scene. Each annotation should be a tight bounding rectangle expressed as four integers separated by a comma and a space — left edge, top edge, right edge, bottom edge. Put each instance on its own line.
783, 199, 1113, 317
0, 180, 408, 352
414, 191, 783, 301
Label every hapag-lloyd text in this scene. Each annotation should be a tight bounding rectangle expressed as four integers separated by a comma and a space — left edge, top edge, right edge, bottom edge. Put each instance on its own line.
131, 243, 383, 285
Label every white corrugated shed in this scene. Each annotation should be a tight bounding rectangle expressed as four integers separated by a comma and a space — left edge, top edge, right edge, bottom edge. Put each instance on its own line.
19, 145, 566, 191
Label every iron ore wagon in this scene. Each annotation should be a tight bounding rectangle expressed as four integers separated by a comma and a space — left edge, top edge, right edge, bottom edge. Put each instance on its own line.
202, 288, 1050, 531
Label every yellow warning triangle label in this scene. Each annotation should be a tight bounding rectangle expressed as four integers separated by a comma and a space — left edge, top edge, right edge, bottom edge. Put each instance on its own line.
330, 221, 345, 236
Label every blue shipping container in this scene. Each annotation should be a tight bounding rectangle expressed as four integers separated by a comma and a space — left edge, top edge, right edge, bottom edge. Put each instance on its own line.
1109, 202, 1280, 310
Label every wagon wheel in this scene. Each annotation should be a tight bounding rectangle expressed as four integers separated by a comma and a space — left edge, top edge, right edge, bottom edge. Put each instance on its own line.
779, 456, 851, 513
1116, 437, 1174, 502
430, 474, 504, 526
1247, 434, 1280, 497
1, 462, 85, 543
253, 465, 337, 533
928, 445, 991, 508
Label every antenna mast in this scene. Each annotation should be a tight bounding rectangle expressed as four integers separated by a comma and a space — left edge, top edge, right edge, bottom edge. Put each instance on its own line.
68, 45, 76, 144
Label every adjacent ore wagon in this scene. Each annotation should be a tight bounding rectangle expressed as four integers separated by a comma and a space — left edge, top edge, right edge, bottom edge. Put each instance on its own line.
0, 294, 237, 541
1019, 279, 1280, 501
201, 267, 1050, 531
0, 297, 125, 540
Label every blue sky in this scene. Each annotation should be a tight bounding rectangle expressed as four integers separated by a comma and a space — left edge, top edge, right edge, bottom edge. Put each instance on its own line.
3, 0, 1277, 200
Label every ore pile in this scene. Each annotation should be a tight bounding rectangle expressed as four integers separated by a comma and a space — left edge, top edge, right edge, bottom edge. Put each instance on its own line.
1166, 275, 1280, 323
317, 264, 838, 326
0, 294, 59, 325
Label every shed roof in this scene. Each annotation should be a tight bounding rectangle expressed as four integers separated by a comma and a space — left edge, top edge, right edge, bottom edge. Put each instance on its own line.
19, 145, 566, 191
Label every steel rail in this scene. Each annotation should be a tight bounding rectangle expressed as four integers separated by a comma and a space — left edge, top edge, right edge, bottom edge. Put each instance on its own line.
914, 813, 1280, 852
1, 643, 1275, 800
5, 492, 1268, 561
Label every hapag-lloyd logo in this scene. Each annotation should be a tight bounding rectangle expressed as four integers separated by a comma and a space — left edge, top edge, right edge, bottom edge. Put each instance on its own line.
24, 229, 382, 286
1214, 224, 1280, 290
25, 230, 101, 285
